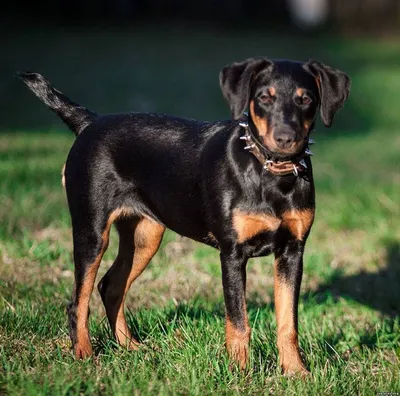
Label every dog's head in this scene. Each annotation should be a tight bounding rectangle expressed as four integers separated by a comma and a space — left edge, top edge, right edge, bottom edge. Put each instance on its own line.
220, 58, 351, 159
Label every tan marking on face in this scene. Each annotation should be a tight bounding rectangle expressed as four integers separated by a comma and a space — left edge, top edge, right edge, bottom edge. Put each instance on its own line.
268, 86, 276, 96
303, 119, 314, 140
233, 209, 281, 243
249, 100, 280, 152
282, 209, 314, 241
225, 302, 251, 369
297, 89, 314, 137
274, 259, 308, 375
61, 164, 66, 188
249, 100, 268, 136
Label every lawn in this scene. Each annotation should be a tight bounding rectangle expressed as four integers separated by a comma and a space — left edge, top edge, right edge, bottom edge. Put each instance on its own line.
0, 25, 399, 394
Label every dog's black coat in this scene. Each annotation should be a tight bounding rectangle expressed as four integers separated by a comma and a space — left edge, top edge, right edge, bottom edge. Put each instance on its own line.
19, 58, 350, 373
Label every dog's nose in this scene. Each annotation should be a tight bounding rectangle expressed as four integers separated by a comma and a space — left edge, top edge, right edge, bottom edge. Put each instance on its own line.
274, 130, 295, 149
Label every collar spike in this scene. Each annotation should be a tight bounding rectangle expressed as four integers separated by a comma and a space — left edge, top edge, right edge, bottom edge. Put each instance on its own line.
305, 148, 314, 156
308, 138, 315, 145
239, 122, 248, 128
299, 159, 307, 168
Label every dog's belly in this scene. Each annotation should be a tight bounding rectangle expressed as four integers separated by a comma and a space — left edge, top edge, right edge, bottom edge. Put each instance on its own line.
159, 210, 210, 244
122, 183, 213, 244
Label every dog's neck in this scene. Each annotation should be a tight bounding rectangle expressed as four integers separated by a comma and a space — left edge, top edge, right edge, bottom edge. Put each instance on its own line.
237, 112, 314, 177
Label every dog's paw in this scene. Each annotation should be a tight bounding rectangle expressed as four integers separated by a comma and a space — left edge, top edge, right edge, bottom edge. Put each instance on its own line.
282, 363, 311, 378
122, 338, 141, 351
74, 342, 93, 359
116, 329, 141, 351
227, 342, 250, 370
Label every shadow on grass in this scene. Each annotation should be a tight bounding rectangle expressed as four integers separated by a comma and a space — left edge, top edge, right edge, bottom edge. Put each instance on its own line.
92, 242, 400, 356
305, 241, 400, 318
92, 301, 225, 357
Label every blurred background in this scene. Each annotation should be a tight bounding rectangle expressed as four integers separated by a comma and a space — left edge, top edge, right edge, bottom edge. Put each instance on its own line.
3, 0, 400, 30
1, 0, 400, 130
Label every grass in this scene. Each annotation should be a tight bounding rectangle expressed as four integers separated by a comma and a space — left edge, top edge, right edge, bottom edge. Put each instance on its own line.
0, 25, 400, 394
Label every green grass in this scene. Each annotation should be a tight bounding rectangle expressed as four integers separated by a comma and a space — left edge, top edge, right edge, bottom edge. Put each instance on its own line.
0, 26, 400, 394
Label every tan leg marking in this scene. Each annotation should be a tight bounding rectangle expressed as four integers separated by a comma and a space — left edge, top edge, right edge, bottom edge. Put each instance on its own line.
233, 209, 281, 243
207, 232, 218, 245
282, 209, 314, 241
74, 251, 103, 359
225, 304, 251, 369
74, 207, 135, 358
100, 216, 165, 349
274, 260, 309, 376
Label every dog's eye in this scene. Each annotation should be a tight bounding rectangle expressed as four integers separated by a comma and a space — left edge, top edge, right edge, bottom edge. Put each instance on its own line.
295, 95, 312, 107
259, 94, 275, 105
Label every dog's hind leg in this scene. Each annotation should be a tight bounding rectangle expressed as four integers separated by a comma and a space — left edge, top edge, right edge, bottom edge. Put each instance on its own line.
98, 216, 165, 349
67, 209, 117, 359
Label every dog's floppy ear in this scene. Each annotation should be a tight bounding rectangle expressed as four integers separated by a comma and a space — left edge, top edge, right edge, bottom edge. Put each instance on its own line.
305, 60, 351, 127
220, 57, 273, 120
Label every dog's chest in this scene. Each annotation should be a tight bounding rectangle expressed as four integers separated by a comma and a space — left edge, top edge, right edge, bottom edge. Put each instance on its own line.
232, 208, 314, 257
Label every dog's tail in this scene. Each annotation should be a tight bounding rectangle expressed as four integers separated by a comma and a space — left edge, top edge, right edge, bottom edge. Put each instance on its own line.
18, 72, 97, 136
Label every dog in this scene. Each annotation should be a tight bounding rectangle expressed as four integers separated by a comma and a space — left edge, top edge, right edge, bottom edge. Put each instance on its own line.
19, 57, 350, 375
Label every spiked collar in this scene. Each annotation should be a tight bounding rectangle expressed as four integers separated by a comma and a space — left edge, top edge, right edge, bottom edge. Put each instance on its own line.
238, 112, 314, 177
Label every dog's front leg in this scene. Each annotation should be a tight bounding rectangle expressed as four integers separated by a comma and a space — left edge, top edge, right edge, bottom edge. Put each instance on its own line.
274, 241, 309, 376
220, 248, 250, 369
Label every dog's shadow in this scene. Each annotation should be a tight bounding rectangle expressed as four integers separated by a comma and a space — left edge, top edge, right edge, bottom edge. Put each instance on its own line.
305, 241, 400, 318
93, 301, 227, 355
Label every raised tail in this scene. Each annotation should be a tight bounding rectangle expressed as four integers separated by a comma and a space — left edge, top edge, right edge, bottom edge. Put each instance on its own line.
18, 72, 97, 136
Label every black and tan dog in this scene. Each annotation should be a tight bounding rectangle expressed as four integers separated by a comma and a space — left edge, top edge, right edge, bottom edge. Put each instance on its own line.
20, 57, 350, 375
